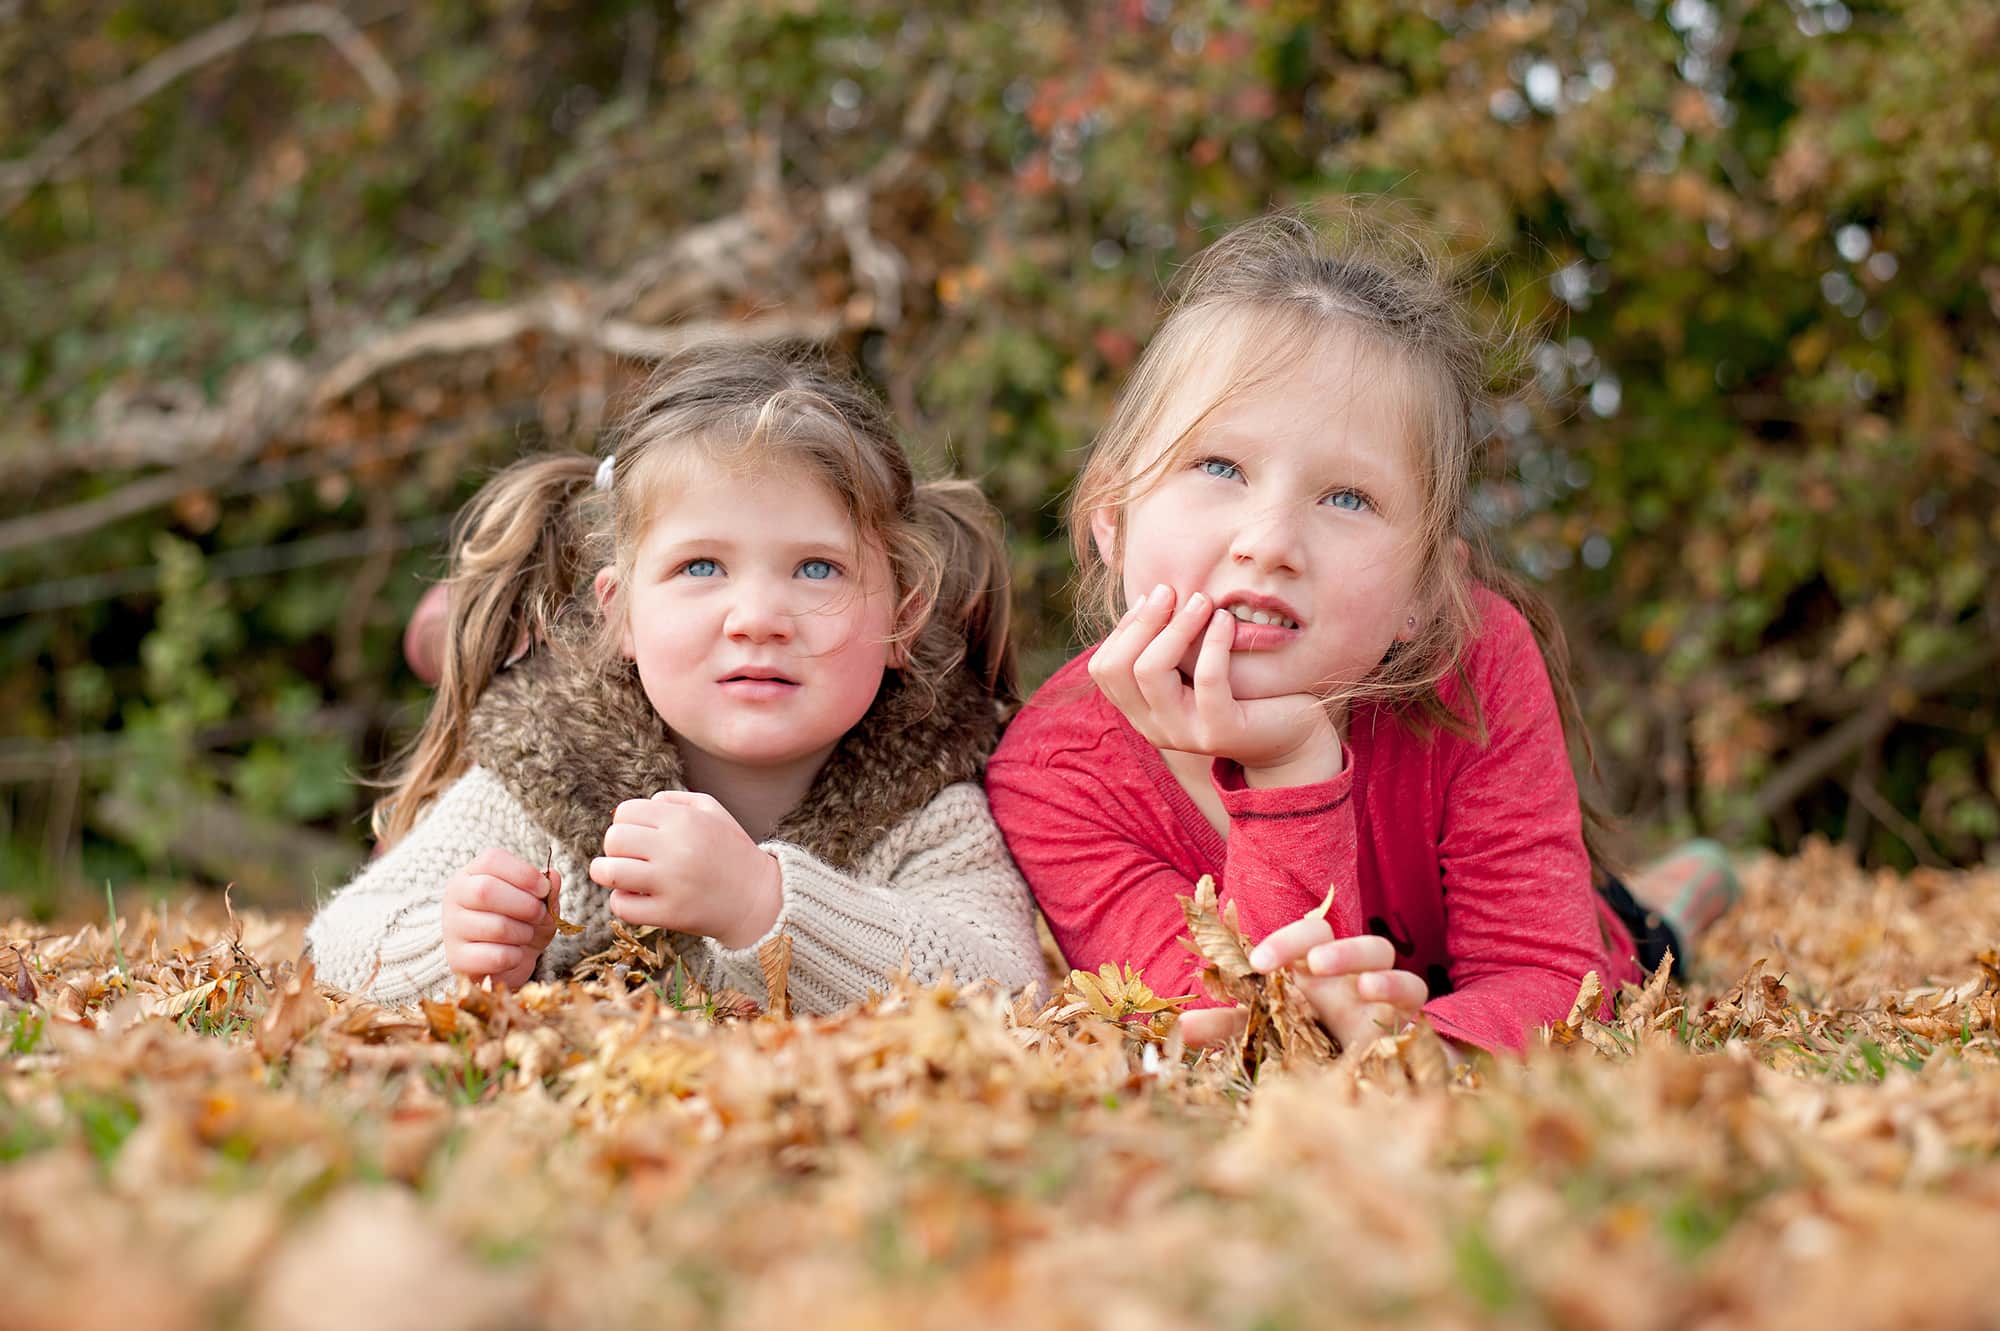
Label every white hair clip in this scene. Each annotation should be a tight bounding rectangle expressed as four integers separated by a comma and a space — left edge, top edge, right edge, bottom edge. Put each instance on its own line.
593, 453, 617, 492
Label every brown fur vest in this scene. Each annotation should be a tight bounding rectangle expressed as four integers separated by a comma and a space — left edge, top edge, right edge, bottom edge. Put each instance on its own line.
464, 648, 999, 871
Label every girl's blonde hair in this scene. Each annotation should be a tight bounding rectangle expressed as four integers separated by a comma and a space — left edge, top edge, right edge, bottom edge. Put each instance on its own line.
376, 343, 1016, 845
1068, 206, 1610, 864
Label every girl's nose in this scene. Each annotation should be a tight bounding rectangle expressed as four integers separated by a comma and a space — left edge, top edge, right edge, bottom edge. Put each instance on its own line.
723, 581, 794, 641
1228, 504, 1305, 574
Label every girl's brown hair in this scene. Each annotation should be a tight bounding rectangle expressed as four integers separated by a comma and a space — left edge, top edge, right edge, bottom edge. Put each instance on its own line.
1067, 206, 1611, 866
376, 343, 1016, 845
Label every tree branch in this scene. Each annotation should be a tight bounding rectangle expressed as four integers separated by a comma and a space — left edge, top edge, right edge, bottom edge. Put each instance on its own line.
1737, 641, 2000, 833
0, 409, 531, 557
0, 4, 400, 219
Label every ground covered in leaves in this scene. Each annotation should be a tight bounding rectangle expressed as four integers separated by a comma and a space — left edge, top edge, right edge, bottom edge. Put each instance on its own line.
4, 842, 1999, 1331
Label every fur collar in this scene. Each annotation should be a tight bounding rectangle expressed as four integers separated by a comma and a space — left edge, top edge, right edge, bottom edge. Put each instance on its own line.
465, 647, 998, 871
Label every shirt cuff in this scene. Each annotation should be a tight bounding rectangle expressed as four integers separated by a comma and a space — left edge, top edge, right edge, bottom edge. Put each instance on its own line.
1212, 758, 1354, 821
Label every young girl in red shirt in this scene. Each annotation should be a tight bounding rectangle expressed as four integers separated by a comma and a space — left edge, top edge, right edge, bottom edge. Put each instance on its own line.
985, 212, 1735, 1055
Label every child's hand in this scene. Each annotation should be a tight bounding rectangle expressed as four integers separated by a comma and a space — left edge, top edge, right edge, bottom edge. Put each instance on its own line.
441, 848, 560, 989
590, 791, 784, 949
1253, 914, 1428, 1051
1089, 583, 1343, 787
1177, 915, 1429, 1053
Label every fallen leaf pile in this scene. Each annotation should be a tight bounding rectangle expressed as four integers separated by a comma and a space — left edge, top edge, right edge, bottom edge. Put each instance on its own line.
3, 839, 1998, 1330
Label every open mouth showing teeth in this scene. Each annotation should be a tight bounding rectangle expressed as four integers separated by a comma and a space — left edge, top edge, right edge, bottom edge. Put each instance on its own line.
1225, 604, 1299, 630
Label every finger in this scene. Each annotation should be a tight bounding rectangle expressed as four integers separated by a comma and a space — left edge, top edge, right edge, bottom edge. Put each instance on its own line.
447, 941, 525, 980
1088, 592, 1164, 708
450, 873, 547, 921
654, 790, 738, 831
1188, 607, 1240, 731
611, 797, 668, 828
1355, 968, 1429, 1011
607, 888, 669, 928
649, 789, 722, 814
462, 848, 543, 893
452, 910, 544, 947
1130, 590, 1211, 713
1303, 934, 1399, 978
600, 821, 662, 861
1178, 1005, 1250, 1049
1247, 915, 1337, 972
590, 855, 652, 892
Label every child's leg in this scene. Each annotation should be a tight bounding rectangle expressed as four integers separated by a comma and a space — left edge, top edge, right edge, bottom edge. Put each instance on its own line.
1611, 838, 1741, 973
1632, 839, 1739, 944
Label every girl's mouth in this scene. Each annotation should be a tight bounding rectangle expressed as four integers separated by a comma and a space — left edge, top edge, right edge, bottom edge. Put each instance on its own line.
719, 669, 800, 699
1213, 595, 1303, 652
1223, 603, 1299, 630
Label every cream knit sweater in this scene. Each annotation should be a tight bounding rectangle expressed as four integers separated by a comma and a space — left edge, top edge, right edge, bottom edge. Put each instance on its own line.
304, 766, 1046, 1012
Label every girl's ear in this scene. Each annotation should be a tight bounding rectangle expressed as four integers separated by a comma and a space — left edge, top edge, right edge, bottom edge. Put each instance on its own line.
593, 566, 636, 661
1088, 507, 1119, 569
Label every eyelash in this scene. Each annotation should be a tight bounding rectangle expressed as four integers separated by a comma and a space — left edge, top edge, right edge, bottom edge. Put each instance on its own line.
1193, 457, 1375, 513
675, 558, 845, 580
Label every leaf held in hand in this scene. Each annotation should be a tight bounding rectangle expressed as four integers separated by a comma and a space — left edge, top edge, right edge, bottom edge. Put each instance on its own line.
1179, 876, 1255, 981
544, 845, 583, 935
1176, 874, 1339, 1073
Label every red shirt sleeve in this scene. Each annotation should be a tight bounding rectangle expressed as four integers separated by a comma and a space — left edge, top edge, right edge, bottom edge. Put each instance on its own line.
1419, 607, 1611, 1051
1210, 760, 1365, 941
986, 728, 1361, 1006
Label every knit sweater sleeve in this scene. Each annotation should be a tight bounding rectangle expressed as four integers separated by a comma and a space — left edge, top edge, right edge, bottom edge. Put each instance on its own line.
685, 782, 1045, 1015
302, 766, 562, 1005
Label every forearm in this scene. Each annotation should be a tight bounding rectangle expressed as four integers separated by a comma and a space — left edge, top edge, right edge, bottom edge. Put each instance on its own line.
1214, 758, 1364, 940
691, 803, 1046, 1014
305, 767, 549, 1004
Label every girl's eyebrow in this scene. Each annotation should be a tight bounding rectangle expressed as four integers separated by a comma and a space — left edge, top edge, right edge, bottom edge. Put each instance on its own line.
1193, 424, 1406, 486
649, 531, 856, 558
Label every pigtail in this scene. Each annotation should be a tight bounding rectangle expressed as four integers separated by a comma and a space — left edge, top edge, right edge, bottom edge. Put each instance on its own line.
901, 480, 1020, 712
374, 454, 602, 845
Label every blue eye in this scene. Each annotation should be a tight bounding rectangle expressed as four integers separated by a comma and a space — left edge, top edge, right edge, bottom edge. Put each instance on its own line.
1324, 489, 1372, 513
1197, 457, 1241, 481
798, 559, 838, 581
683, 558, 720, 577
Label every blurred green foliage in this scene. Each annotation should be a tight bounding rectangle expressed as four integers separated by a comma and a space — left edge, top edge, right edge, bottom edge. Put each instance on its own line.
2, 0, 1995, 911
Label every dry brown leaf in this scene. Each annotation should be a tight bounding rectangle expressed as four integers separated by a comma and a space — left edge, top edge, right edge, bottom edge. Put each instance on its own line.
1178, 874, 1337, 1072
0, 942, 37, 1004
1178, 875, 1254, 981
544, 844, 583, 935
758, 933, 793, 1020
253, 960, 330, 1060
1617, 949, 1679, 1036
1566, 970, 1604, 1029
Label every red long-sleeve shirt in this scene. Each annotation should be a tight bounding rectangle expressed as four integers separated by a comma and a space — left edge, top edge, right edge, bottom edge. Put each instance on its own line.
986, 587, 1636, 1053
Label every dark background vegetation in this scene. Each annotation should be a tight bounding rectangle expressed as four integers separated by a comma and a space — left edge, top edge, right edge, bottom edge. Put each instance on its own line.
2, 0, 1994, 915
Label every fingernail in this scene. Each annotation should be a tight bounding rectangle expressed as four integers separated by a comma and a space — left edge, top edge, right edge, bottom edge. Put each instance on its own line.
1185, 591, 1207, 614
1148, 583, 1171, 607
1248, 943, 1273, 971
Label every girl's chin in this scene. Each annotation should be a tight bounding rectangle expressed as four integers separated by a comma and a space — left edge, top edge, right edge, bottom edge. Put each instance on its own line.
1221, 663, 1319, 702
